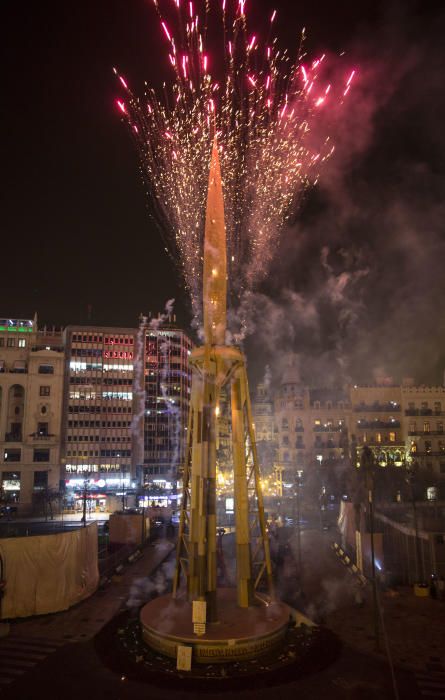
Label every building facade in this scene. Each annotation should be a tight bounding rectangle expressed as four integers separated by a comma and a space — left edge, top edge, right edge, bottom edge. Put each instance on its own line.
257, 356, 445, 499
272, 359, 350, 496
401, 385, 445, 477
142, 323, 193, 505
349, 384, 404, 463
3, 312, 444, 514
273, 363, 308, 488
61, 325, 141, 511
0, 318, 65, 513
252, 383, 275, 444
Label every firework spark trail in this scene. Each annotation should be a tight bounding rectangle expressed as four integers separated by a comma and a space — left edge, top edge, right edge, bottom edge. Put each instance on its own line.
115, 1, 355, 324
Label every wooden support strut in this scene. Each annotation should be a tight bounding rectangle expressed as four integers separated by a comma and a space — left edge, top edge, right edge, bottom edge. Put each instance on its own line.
231, 368, 254, 608
173, 345, 275, 616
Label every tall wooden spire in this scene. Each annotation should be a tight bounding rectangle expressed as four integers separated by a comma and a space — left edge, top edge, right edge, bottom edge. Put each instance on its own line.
203, 136, 227, 345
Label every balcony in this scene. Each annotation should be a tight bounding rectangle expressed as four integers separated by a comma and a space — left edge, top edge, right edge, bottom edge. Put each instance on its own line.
313, 425, 343, 432
29, 433, 57, 442
5, 432, 22, 442
0, 364, 27, 374
31, 345, 64, 353
314, 441, 340, 449
354, 403, 401, 412
38, 365, 54, 375
408, 430, 444, 436
404, 409, 442, 416
362, 439, 406, 447
356, 420, 401, 429
412, 451, 445, 458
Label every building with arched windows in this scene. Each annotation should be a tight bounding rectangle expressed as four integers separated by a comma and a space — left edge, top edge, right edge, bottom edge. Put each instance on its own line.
0, 318, 65, 513
256, 355, 445, 501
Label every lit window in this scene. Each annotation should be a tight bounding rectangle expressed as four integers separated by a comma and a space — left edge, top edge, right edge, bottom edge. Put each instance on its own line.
4, 449, 21, 463
1, 471, 21, 500
376, 433, 382, 443
389, 432, 396, 442
427, 486, 438, 501
18, 338, 26, 348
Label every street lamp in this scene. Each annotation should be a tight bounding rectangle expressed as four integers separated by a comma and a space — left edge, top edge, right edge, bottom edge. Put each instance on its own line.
360, 445, 380, 652
141, 479, 149, 545
120, 462, 127, 512
294, 470, 303, 582
81, 478, 90, 527
405, 457, 425, 585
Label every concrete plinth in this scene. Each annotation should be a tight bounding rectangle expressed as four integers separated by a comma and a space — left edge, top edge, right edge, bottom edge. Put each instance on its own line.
140, 588, 290, 664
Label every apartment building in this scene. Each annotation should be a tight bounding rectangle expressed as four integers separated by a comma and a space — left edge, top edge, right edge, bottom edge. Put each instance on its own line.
273, 358, 350, 488
252, 383, 275, 443
142, 323, 193, 504
258, 358, 445, 497
0, 318, 64, 513
401, 384, 445, 476
273, 359, 309, 485
349, 384, 404, 464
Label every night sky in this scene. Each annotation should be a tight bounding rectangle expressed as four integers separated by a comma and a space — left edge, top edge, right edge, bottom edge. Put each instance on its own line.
2, 1, 445, 385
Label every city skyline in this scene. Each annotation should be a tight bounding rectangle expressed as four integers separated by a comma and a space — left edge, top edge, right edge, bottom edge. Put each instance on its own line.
1, 3, 445, 690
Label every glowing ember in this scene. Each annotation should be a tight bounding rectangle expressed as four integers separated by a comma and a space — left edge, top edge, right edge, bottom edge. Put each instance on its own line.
115, 1, 355, 320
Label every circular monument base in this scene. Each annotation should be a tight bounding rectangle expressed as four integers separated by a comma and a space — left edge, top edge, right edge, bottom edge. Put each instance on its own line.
140, 588, 291, 664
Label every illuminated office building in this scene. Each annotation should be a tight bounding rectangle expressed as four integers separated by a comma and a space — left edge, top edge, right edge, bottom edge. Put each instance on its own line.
142, 322, 193, 505
62, 326, 140, 509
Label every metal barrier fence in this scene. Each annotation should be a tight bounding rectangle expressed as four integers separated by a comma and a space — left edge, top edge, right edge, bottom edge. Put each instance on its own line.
376, 511, 445, 583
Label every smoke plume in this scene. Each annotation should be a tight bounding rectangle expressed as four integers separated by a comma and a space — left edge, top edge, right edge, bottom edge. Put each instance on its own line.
238, 4, 445, 388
